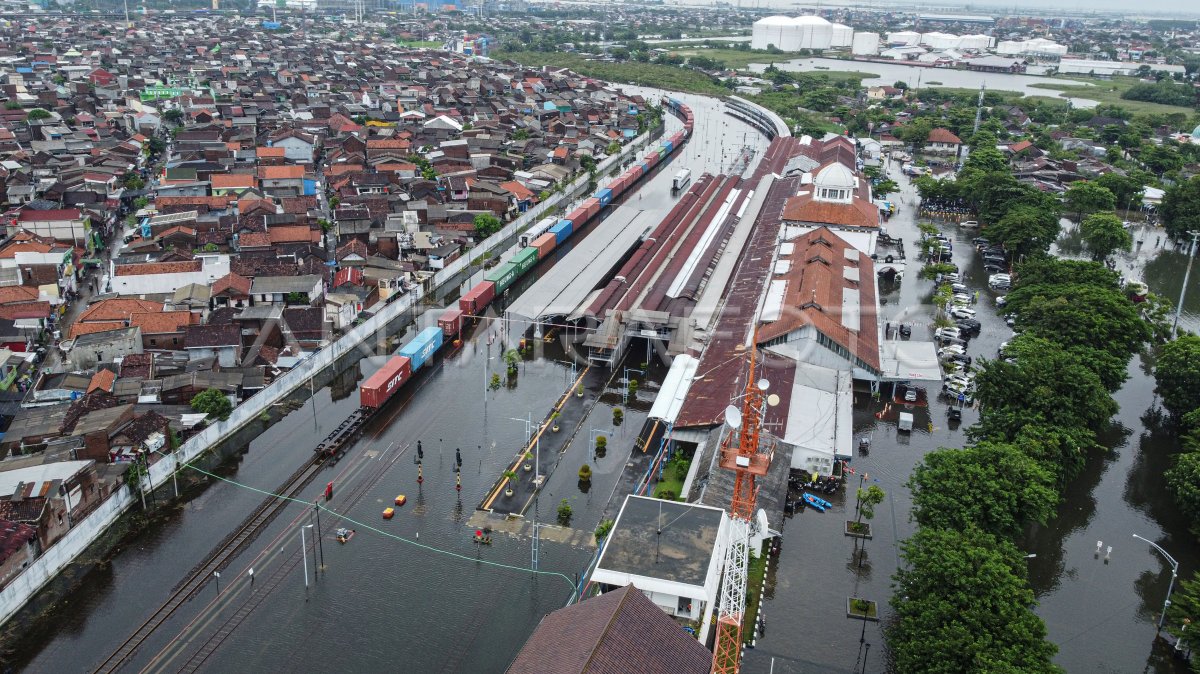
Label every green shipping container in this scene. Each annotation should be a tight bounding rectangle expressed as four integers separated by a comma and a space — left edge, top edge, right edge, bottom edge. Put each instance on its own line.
486, 261, 519, 293
512, 247, 540, 275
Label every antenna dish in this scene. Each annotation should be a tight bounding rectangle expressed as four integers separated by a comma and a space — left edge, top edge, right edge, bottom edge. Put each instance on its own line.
767, 393, 781, 407
757, 378, 770, 391
724, 405, 742, 429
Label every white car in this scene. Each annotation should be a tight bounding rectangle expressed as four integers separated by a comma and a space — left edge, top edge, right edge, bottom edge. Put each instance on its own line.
938, 344, 966, 357
904, 388, 918, 402
995, 295, 1007, 307
951, 283, 969, 294
959, 220, 979, 228
950, 307, 977, 319
952, 293, 972, 304
934, 327, 961, 340
943, 273, 961, 283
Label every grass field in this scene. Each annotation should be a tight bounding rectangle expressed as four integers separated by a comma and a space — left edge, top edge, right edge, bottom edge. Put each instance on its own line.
395, 40, 443, 48
1027, 75, 1197, 116
497, 50, 728, 96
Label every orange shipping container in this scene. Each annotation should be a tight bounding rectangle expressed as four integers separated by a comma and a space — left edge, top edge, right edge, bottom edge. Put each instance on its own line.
531, 233, 557, 259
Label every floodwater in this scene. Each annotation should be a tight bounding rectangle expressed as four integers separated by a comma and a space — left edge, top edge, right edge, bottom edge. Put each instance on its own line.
748, 57, 1100, 108
741, 165, 1196, 673
5, 91, 768, 674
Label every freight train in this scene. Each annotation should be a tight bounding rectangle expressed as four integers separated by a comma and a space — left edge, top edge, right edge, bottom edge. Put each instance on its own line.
334, 98, 695, 437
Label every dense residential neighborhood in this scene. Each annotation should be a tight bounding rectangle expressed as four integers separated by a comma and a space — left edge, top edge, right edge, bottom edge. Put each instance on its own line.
0, 4, 1199, 674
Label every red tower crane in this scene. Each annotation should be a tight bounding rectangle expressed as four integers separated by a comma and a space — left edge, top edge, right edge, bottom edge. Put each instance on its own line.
711, 345, 775, 674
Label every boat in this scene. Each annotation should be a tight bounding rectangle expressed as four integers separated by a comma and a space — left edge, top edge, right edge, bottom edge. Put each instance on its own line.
382, 507, 395, 519
803, 492, 830, 512
394, 494, 407, 506
336, 527, 355, 543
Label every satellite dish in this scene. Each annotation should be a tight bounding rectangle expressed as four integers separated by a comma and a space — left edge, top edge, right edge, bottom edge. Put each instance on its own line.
757, 378, 771, 391
767, 393, 781, 407
724, 405, 742, 429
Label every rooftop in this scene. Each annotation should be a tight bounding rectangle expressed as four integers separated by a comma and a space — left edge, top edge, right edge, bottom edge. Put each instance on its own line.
594, 495, 724, 588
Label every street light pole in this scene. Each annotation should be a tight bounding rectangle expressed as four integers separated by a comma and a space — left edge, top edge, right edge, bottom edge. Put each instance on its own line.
1133, 533, 1179, 632
300, 524, 314, 591
1172, 230, 1200, 336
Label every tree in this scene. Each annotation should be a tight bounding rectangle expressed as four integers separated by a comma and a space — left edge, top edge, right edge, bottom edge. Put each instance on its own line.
973, 339, 1118, 435
908, 443, 1057, 539
1165, 450, 1200, 526
556, 498, 572, 525
898, 118, 933, 150
511, 128, 529, 141
854, 484, 885, 527
985, 204, 1061, 258
1161, 176, 1200, 240
1063, 182, 1116, 222
1142, 143, 1184, 177
473, 213, 502, 238
1155, 335, 1200, 417
1165, 570, 1200, 656
888, 527, 1060, 674
1080, 212, 1132, 260
963, 134, 1008, 173
1013, 257, 1119, 291
873, 179, 899, 197
1004, 285, 1150, 363
162, 108, 184, 125
26, 108, 51, 121
191, 388, 232, 421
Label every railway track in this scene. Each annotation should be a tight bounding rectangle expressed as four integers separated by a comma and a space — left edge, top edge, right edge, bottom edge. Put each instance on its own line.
91, 454, 328, 674
169, 444, 409, 672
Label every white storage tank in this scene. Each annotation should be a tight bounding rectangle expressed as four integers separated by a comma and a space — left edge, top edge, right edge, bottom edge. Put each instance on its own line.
995, 40, 1026, 55
792, 15, 833, 50
958, 34, 994, 51
752, 15, 795, 51
830, 22, 854, 47
851, 31, 880, 56
921, 32, 960, 50
887, 30, 922, 46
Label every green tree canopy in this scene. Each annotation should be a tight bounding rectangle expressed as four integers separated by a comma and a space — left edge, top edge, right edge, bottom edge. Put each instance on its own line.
899, 117, 934, 149
1165, 449, 1200, 526
963, 136, 1008, 173
1165, 570, 1200, 656
1003, 284, 1150, 363
1155, 335, 1200, 417
1161, 175, 1200, 239
473, 213, 502, 238
973, 340, 1118, 434
889, 527, 1060, 674
1080, 212, 1132, 260
1012, 257, 1120, 291
1063, 181, 1117, 221
908, 443, 1058, 539
985, 204, 1061, 258
1094, 171, 1144, 209
26, 108, 51, 121
191, 388, 232, 421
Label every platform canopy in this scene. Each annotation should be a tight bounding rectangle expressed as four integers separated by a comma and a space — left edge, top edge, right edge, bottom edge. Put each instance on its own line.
648, 354, 699, 424
879, 339, 942, 382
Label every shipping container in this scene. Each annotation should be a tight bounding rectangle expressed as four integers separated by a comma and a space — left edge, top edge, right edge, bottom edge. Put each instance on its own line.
459, 280, 495, 316
438, 308, 464, 339
531, 232, 557, 259
485, 261, 520, 294
628, 165, 644, 180
596, 188, 613, 207
646, 151, 660, 165
661, 140, 673, 154
360, 356, 413, 408
567, 207, 589, 227
581, 198, 601, 220
639, 161, 652, 175
398, 326, 445, 372
512, 247, 539, 275
610, 176, 628, 199
550, 219, 573, 244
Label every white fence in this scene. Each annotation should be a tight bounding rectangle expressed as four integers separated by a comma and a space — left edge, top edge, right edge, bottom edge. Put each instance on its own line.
0, 124, 661, 628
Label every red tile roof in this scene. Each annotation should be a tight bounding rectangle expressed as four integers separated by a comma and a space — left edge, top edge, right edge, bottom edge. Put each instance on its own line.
87, 369, 116, 393
17, 208, 82, 222
0, 286, 40, 304
113, 260, 202, 276
259, 165, 305, 180
780, 193, 879, 229
928, 127, 962, 144
212, 272, 251, 297
69, 321, 127, 339
757, 227, 880, 371
78, 298, 165, 322
129, 311, 195, 335
268, 226, 320, 244
211, 173, 257, 189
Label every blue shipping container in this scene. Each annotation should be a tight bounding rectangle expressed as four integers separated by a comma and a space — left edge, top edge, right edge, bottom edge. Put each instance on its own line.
662, 140, 674, 154
550, 219, 573, 244
640, 161, 651, 174
596, 188, 613, 207
398, 326, 444, 372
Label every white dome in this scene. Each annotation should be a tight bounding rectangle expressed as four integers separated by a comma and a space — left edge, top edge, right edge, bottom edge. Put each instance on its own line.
758, 15, 793, 25
792, 15, 831, 26
815, 163, 855, 190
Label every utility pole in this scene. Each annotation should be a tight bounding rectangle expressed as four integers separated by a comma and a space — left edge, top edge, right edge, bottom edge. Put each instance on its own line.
972, 82, 986, 137
1173, 230, 1200, 336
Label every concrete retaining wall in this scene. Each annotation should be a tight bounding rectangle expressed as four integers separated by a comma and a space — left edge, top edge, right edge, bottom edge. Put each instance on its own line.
0, 124, 662, 627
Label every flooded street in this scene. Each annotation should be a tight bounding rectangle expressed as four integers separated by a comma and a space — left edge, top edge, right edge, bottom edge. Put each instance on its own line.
742, 166, 1197, 673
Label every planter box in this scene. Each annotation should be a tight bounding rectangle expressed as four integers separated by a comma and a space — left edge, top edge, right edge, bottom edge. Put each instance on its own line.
846, 597, 880, 622
845, 521, 873, 539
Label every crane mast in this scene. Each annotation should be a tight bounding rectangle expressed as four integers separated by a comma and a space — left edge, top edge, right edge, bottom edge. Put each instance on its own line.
711, 346, 773, 674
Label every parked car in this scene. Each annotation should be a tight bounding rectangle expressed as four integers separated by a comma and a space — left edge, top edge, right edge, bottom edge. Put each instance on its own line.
972, 237, 990, 246
934, 327, 961, 340
955, 319, 982, 334
950, 306, 977, 319
950, 283, 969, 294
960, 220, 979, 228
904, 387, 918, 403
995, 295, 1007, 307
938, 344, 966, 357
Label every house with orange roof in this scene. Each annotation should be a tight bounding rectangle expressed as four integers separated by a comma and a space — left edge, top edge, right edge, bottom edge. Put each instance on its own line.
129, 311, 196, 350
211, 272, 252, 309
258, 165, 307, 197
77, 298, 166, 324
499, 180, 536, 212
210, 173, 258, 196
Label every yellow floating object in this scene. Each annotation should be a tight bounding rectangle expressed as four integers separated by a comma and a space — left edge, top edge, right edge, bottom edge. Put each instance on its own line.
382, 507, 395, 519
395, 494, 407, 506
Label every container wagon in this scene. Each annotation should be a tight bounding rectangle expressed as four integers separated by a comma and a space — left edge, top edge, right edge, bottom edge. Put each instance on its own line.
520, 217, 557, 247
596, 187, 613, 208
531, 232, 557, 259
360, 355, 413, 408
438, 308, 464, 339
511, 247, 540, 276
398, 326, 445, 371
459, 280, 495, 316
485, 261, 520, 294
